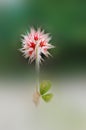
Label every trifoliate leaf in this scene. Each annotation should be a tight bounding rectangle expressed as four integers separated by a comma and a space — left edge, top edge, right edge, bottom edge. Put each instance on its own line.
42, 93, 53, 102
40, 81, 51, 95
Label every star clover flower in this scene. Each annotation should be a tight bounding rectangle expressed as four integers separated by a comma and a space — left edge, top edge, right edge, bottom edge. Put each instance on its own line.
20, 27, 55, 105
20, 27, 54, 63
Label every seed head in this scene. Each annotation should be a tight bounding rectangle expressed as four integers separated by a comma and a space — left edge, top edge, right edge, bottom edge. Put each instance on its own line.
20, 27, 54, 63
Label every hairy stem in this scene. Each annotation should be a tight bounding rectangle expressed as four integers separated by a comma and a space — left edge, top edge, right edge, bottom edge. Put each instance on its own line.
35, 45, 40, 91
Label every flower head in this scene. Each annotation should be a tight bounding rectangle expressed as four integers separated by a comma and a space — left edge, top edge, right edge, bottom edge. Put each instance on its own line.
20, 27, 54, 63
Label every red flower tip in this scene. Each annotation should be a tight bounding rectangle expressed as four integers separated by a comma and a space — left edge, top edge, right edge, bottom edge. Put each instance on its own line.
34, 34, 38, 41
40, 41, 46, 47
30, 42, 36, 49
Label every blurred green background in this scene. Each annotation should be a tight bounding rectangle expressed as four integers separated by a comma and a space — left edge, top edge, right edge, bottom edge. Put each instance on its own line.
0, 1, 86, 130
0, 0, 86, 77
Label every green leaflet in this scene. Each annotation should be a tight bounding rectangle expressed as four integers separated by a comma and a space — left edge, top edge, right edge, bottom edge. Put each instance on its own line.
42, 93, 53, 102
40, 81, 51, 95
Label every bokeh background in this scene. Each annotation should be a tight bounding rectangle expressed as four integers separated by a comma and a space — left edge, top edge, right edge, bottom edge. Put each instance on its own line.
0, 0, 86, 130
